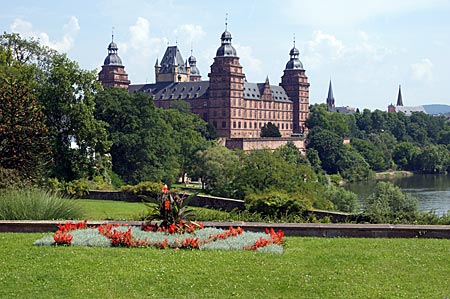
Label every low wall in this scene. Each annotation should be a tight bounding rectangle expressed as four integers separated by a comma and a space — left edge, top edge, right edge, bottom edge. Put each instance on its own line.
85, 191, 244, 211
225, 137, 306, 151
1, 220, 450, 238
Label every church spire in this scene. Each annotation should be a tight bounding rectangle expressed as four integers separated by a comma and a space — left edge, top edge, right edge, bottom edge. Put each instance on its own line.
397, 85, 403, 106
326, 80, 335, 109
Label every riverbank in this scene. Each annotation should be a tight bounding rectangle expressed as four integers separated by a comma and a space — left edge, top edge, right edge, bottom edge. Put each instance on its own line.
375, 170, 414, 180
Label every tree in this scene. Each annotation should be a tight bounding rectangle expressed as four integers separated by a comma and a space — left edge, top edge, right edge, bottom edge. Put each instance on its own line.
364, 181, 418, 223
392, 142, 419, 170
192, 146, 241, 197
274, 142, 310, 166
261, 122, 281, 137
0, 50, 50, 180
95, 87, 178, 185
306, 104, 330, 131
415, 144, 450, 174
337, 146, 373, 182
40, 54, 111, 180
351, 138, 388, 171
236, 149, 317, 195
325, 186, 359, 213
355, 109, 373, 134
306, 148, 322, 173
306, 128, 344, 174
306, 104, 349, 137
1, 33, 111, 181
160, 108, 212, 183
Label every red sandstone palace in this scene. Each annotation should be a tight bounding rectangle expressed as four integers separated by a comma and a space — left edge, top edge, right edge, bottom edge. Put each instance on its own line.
98, 26, 310, 148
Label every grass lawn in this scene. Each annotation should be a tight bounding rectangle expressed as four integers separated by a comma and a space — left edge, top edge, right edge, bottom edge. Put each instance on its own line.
76, 199, 148, 220
1, 233, 449, 298
76, 199, 231, 221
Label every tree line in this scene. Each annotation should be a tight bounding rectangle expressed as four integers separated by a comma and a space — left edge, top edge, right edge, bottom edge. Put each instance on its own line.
306, 104, 450, 181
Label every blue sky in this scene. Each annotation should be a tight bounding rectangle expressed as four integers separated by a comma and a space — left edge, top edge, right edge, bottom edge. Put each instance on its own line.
2, 0, 450, 110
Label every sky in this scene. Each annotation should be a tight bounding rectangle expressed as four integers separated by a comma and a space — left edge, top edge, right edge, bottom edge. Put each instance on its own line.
2, 0, 450, 111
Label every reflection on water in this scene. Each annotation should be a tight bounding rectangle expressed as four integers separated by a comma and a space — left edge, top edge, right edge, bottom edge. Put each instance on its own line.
345, 174, 450, 215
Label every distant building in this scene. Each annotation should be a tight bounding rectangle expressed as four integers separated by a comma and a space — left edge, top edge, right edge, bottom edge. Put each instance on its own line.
388, 85, 426, 116
99, 24, 310, 150
325, 80, 356, 114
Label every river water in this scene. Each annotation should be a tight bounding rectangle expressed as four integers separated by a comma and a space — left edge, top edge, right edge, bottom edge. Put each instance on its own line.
345, 174, 450, 216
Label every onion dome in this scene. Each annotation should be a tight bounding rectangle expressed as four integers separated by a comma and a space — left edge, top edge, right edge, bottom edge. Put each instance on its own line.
285, 45, 303, 70
188, 54, 200, 76
216, 29, 237, 57
103, 35, 123, 66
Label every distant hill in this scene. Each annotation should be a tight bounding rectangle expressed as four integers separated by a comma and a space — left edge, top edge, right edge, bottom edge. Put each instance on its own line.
423, 104, 450, 115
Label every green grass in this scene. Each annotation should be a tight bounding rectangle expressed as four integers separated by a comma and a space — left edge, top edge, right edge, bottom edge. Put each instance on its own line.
76, 199, 233, 221
1, 234, 449, 298
76, 199, 148, 220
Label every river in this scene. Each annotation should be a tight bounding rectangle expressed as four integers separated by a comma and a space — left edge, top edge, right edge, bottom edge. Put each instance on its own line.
345, 174, 450, 216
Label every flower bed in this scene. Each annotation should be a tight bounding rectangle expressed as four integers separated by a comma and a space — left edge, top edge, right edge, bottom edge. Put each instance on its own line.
34, 221, 285, 254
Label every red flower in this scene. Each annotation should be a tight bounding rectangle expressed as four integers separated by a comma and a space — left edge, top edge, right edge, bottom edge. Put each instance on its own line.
161, 186, 169, 193
53, 230, 73, 245
164, 200, 170, 211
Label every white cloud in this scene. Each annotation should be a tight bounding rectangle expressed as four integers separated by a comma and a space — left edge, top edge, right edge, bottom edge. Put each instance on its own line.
282, 0, 447, 27
302, 30, 393, 70
235, 44, 263, 80
173, 24, 206, 45
120, 17, 167, 59
10, 16, 79, 53
118, 17, 170, 82
411, 58, 433, 81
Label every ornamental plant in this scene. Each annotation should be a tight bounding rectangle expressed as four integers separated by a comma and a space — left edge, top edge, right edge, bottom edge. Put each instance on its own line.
141, 185, 199, 231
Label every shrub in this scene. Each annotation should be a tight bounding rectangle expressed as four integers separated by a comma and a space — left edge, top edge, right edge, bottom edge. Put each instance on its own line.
0, 189, 84, 220
245, 191, 310, 217
325, 186, 359, 213
121, 181, 163, 199
329, 174, 343, 186
0, 167, 30, 189
62, 179, 90, 197
363, 181, 418, 223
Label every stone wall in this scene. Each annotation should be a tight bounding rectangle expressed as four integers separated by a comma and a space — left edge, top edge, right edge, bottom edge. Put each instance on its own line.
225, 137, 305, 151
85, 191, 244, 211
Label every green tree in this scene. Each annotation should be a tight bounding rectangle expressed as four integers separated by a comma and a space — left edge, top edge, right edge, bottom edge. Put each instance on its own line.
306, 148, 322, 173
274, 142, 310, 166
236, 149, 318, 197
337, 146, 373, 182
306, 104, 349, 137
324, 186, 359, 213
355, 109, 373, 134
392, 142, 419, 170
160, 108, 212, 183
364, 181, 418, 223
94, 87, 177, 184
415, 144, 450, 174
1, 32, 111, 181
192, 146, 241, 197
351, 138, 387, 171
40, 54, 111, 180
0, 50, 50, 180
306, 128, 344, 174
261, 122, 281, 137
